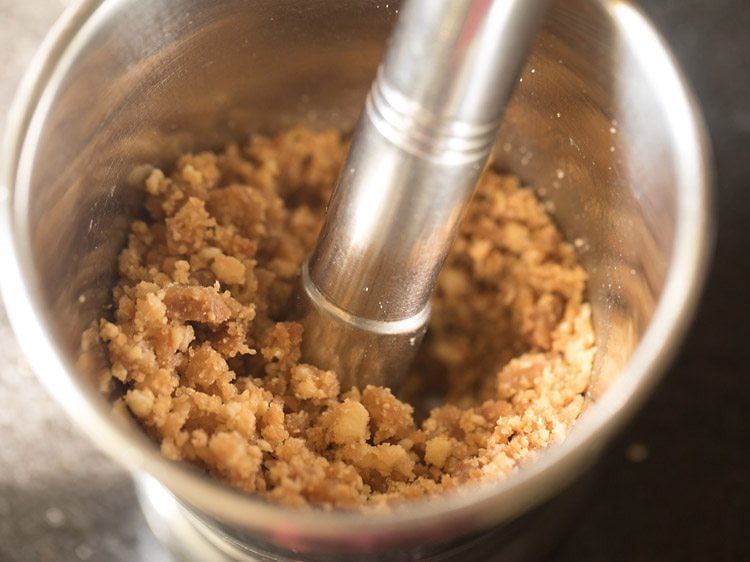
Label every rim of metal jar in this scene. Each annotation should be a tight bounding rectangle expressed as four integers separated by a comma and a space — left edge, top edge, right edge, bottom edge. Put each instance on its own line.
0, 0, 713, 545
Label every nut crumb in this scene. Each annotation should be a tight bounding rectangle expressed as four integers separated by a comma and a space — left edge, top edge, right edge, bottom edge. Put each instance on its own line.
625, 443, 649, 463
93, 126, 595, 509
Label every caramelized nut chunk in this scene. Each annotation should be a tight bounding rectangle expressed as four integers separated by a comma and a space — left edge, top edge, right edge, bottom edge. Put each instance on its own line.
328, 399, 370, 445
291, 364, 340, 401
164, 286, 232, 324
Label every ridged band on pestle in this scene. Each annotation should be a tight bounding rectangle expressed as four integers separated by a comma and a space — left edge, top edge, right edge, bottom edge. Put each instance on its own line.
366, 68, 501, 165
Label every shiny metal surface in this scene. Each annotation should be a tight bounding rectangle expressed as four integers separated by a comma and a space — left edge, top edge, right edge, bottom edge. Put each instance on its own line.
0, 0, 712, 560
300, 0, 549, 389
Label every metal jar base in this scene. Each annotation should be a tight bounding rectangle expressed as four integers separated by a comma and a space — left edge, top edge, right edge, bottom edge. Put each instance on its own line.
135, 473, 593, 562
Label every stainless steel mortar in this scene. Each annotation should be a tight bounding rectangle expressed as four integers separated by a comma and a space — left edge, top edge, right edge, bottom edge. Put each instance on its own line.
0, 0, 712, 560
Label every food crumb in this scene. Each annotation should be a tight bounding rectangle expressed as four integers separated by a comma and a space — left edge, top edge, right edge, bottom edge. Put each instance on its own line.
44, 507, 66, 527
625, 443, 649, 463
75, 544, 94, 560
92, 126, 595, 509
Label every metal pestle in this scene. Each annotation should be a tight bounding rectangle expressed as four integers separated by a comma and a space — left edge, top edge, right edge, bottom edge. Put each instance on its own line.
297, 0, 550, 390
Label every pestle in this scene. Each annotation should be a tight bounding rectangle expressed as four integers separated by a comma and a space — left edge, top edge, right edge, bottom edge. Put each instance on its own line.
297, 0, 550, 390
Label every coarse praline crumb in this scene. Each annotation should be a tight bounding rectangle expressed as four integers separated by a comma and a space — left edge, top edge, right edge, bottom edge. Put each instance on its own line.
94, 126, 595, 509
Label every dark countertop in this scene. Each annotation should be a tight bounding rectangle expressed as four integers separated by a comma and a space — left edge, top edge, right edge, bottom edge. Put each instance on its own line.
1, 1, 748, 561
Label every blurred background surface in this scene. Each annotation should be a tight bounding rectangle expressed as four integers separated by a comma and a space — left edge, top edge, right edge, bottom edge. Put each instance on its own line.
0, 0, 747, 560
